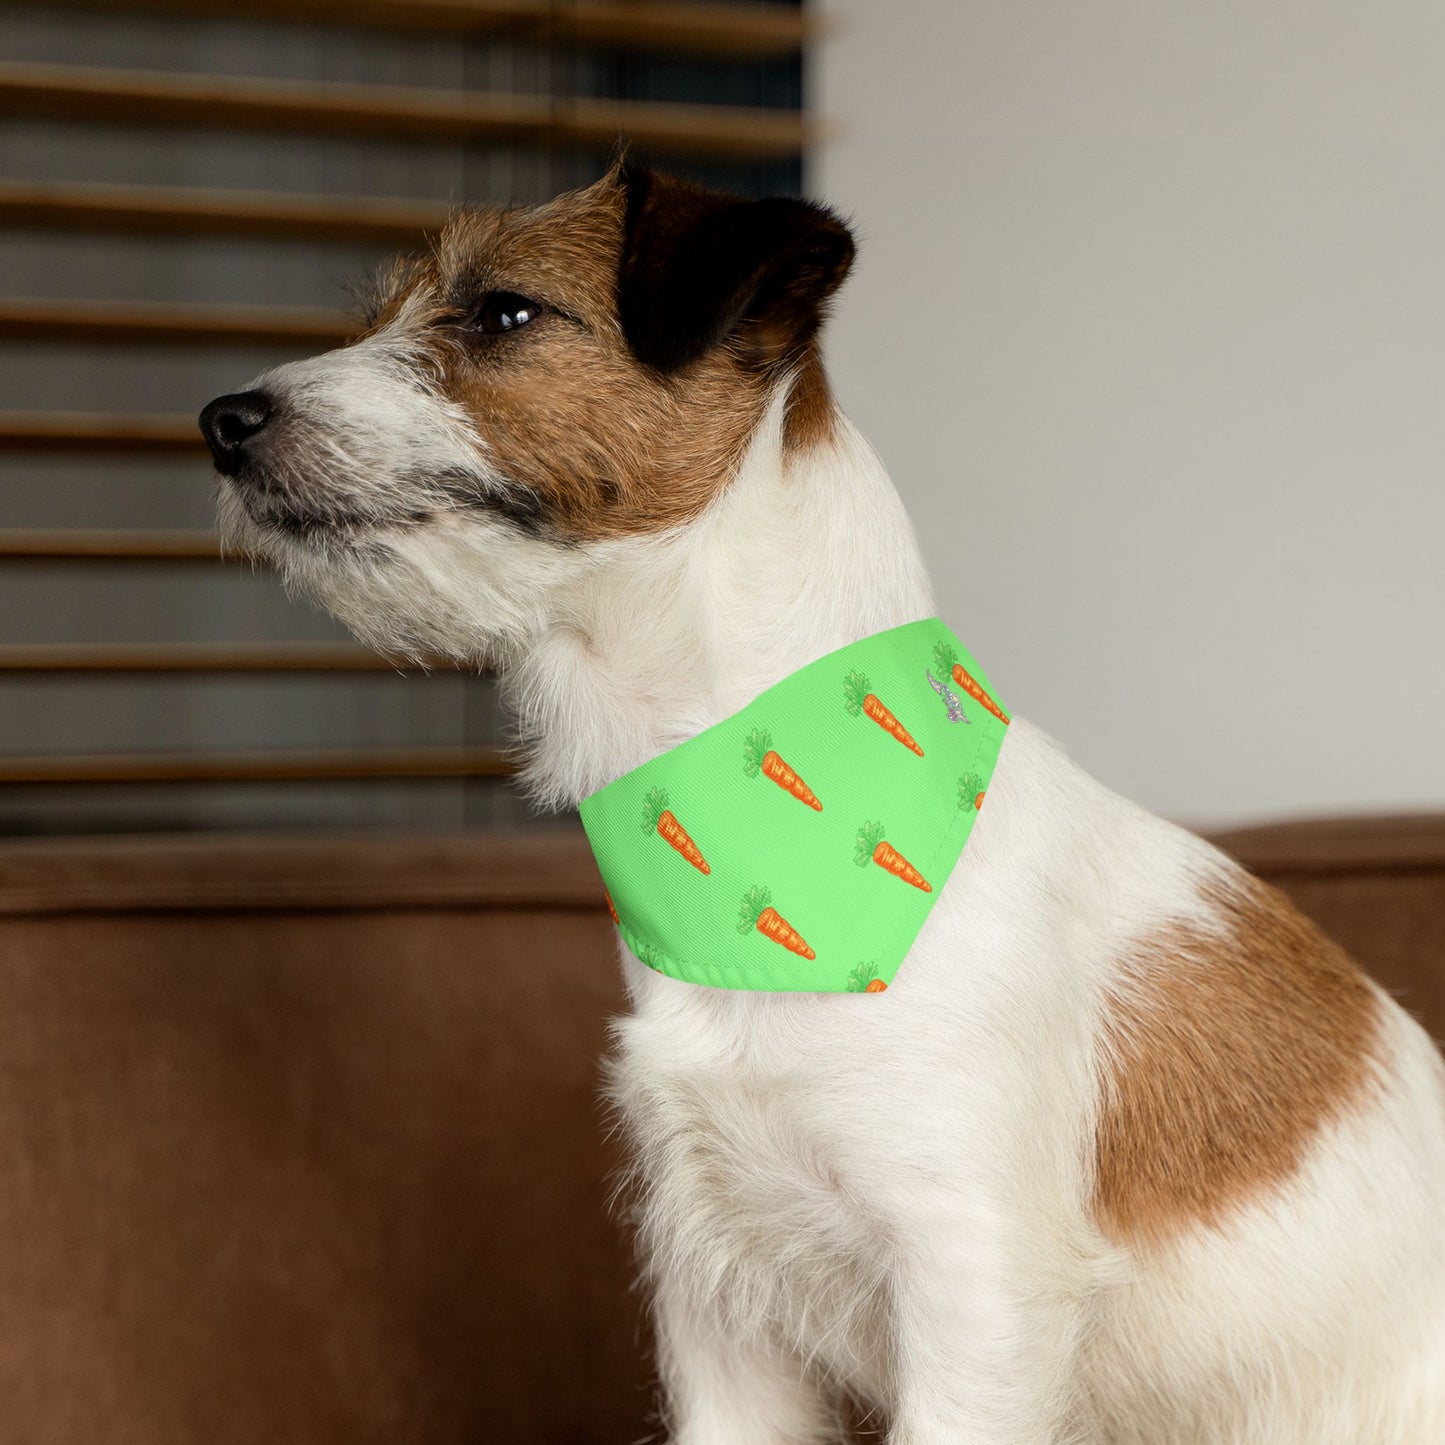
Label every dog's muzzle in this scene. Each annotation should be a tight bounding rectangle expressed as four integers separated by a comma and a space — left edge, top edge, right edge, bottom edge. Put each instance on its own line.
199, 390, 274, 477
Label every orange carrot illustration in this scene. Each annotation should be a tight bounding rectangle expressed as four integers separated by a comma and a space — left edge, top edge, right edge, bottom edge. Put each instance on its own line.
737, 885, 816, 960
866, 978, 889, 993
846, 962, 888, 993
958, 771, 986, 813
641, 786, 710, 874
605, 889, 620, 924
843, 671, 924, 756
854, 821, 932, 892
743, 728, 822, 810
933, 642, 1010, 726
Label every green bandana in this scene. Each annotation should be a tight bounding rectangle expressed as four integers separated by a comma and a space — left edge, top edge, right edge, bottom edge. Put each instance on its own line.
579, 619, 1009, 993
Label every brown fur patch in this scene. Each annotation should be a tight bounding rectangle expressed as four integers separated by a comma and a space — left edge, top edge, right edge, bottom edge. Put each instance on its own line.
366, 176, 788, 541
782, 344, 839, 456
1094, 872, 1382, 1246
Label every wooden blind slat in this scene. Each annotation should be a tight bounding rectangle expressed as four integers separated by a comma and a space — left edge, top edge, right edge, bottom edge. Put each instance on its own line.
0, 745, 513, 784
0, 62, 813, 161
0, 297, 353, 348
0, 180, 448, 245
0, 413, 204, 452
0, 529, 222, 561
30, 0, 810, 59
0, 643, 428, 673
546, 0, 810, 58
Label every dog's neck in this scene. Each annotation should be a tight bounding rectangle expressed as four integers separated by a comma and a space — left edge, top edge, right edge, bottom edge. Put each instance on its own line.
507, 390, 936, 810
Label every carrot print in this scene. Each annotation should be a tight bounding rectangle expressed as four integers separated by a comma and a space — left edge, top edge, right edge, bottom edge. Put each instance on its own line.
846, 962, 888, 993
641, 786, 710, 875
737, 885, 816, 960
843, 671, 924, 756
958, 771, 986, 812
854, 821, 932, 892
605, 889, 620, 924
932, 642, 1010, 726
742, 728, 822, 811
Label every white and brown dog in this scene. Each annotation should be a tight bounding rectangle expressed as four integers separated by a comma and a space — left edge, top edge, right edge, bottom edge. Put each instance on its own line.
201, 164, 1445, 1444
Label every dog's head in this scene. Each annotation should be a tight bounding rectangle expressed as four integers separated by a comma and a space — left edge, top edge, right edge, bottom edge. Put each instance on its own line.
200, 163, 854, 662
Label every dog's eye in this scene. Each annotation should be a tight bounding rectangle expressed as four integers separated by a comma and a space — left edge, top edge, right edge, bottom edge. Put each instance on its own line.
471, 291, 543, 335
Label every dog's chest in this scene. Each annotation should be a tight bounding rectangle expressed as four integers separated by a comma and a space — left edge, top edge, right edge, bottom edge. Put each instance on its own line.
611, 1001, 893, 1385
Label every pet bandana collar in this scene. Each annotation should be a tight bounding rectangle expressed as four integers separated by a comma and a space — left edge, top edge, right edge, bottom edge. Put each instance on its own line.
578, 618, 1009, 993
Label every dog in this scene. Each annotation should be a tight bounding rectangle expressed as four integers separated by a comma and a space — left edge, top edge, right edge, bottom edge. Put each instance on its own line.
200, 162, 1445, 1444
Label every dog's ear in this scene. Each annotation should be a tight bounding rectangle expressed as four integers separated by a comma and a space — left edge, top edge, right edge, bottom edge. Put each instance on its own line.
616, 162, 855, 374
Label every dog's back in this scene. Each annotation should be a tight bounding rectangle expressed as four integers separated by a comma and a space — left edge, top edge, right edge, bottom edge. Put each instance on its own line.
615, 708, 1445, 1442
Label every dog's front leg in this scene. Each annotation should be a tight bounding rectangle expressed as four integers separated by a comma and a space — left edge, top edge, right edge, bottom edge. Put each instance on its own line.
653, 1276, 841, 1445
885, 1206, 1090, 1445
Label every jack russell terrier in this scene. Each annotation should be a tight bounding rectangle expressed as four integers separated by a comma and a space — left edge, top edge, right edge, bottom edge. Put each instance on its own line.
200, 162, 1445, 1444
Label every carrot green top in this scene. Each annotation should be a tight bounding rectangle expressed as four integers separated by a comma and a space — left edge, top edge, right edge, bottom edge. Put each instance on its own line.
578, 618, 1008, 993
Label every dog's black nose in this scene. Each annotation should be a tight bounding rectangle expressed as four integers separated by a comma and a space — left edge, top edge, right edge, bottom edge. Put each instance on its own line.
199, 390, 273, 475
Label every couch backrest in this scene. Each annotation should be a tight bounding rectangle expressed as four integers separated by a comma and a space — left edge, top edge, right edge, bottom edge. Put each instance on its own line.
0, 831, 648, 1445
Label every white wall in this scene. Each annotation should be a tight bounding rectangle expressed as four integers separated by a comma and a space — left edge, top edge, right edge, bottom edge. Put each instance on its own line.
812, 0, 1444, 827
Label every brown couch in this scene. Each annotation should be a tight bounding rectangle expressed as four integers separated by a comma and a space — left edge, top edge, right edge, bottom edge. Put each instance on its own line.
0, 817, 1440, 1443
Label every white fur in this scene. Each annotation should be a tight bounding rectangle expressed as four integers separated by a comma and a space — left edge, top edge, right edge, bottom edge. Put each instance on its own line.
220, 348, 1445, 1443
